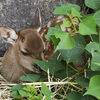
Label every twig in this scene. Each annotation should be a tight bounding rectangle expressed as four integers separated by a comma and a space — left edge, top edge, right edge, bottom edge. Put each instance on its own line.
0, 81, 77, 86
70, 83, 83, 91
42, 96, 46, 100
47, 68, 51, 90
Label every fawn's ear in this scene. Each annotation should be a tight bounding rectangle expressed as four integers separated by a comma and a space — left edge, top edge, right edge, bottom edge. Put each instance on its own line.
0, 27, 18, 45
33, 8, 41, 32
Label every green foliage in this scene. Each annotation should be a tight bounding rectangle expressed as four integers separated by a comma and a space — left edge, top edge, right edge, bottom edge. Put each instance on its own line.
84, 75, 100, 99
59, 35, 86, 63
71, 8, 82, 17
34, 59, 67, 79
55, 31, 75, 50
46, 25, 75, 50
20, 74, 41, 82
11, 85, 43, 100
94, 10, 100, 26
85, 0, 100, 10
41, 83, 52, 100
86, 42, 100, 71
45, 25, 61, 40
54, 4, 80, 15
62, 19, 72, 27
67, 92, 82, 100
67, 92, 97, 100
79, 16, 97, 35
86, 69, 100, 78
81, 95, 97, 100
76, 77, 89, 87
10, 84, 25, 91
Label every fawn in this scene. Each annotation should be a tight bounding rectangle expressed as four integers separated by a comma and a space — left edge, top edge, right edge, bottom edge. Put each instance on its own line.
0, 8, 46, 82
0, 8, 66, 82
0, 7, 83, 82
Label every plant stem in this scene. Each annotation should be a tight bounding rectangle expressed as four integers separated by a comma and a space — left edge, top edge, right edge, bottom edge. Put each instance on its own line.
99, 29, 100, 42
90, 35, 93, 42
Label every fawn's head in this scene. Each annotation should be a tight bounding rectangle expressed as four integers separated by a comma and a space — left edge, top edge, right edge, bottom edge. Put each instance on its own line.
0, 8, 45, 60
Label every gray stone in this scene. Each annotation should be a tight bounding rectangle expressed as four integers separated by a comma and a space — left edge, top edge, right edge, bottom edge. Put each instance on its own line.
0, 0, 84, 56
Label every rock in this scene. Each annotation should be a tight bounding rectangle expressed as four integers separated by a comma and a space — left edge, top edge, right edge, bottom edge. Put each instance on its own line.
0, 0, 84, 56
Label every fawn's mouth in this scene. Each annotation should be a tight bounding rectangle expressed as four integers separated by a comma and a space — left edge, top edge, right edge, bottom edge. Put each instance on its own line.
33, 64, 43, 73
33, 64, 47, 75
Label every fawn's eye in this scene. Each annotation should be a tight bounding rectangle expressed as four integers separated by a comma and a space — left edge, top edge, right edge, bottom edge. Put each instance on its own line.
21, 36, 25, 42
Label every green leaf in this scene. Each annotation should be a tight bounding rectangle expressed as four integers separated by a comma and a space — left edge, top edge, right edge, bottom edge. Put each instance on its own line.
67, 91, 82, 100
24, 86, 37, 95
72, 17, 79, 23
62, 19, 72, 27
85, 42, 100, 71
94, 10, 100, 26
10, 84, 25, 91
81, 95, 97, 100
19, 90, 31, 97
50, 35, 60, 47
84, 75, 100, 99
10, 91, 21, 99
55, 32, 75, 50
41, 83, 52, 100
91, 52, 100, 71
79, 16, 97, 35
33, 59, 67, 79
54, 4, 80, 15
59, 35, 86, 63
45, 25, 61, 40
86, 69, 100, 79
85, 42, 100, 54
85, 0, 100, 10
20, 74, 41, 82
71, 8, 82, 17
76, 77, 89, 87
46, 25, 75, 50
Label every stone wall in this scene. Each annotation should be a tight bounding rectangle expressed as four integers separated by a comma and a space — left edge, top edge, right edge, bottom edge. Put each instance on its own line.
0, 0, 84, 56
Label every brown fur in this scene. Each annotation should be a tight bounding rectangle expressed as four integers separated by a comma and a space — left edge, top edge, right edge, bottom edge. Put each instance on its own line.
0, 9, 45, 82
0, 28, 45, 82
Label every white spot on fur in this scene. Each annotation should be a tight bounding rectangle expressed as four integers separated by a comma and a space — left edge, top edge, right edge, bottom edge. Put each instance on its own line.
56, 19, 61, 23
56, 17, 65, 23
47, 21, 51, 27
9, 30, 18, 40
0, 27, 18, 45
